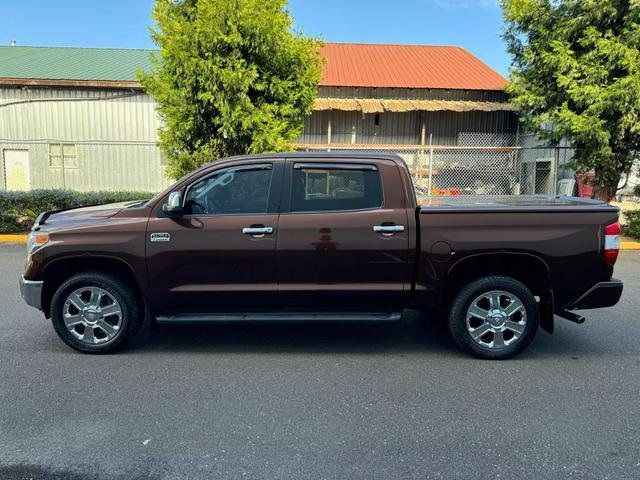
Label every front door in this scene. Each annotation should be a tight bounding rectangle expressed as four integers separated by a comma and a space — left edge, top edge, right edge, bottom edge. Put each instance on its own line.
276, 159, 411, 312
3, 149, 30, 191
146, 162, 282, 315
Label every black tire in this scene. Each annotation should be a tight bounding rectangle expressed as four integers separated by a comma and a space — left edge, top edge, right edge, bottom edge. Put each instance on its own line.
50, 272, 143, 353
448, 276, 539, 360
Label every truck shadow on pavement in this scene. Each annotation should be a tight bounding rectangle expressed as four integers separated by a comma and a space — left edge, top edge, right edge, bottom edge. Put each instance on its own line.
129, 310, 461, 356
124, 312, 614, 359
0, 464, 159, 480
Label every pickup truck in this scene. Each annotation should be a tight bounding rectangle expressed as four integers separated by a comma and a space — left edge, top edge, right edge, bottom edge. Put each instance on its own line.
19, 153, 624, 359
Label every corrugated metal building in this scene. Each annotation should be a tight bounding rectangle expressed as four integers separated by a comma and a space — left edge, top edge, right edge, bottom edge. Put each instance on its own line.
0, 44, 517, 193
302, 43, 516, 149
0, 47, 167, 191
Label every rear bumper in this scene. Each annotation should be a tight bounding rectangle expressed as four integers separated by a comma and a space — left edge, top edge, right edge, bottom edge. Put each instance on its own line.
19, 276, 43, 310
567, 279, 623, 310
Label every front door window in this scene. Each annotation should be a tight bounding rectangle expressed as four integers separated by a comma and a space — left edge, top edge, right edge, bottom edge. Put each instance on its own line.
184, 166, 273, 216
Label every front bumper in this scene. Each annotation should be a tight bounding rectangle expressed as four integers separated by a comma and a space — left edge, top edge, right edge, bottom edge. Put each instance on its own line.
567, 279, 624, 310
19, 276, 44, 310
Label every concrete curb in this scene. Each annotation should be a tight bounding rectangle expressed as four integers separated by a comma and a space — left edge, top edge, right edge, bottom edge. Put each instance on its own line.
0, 234, 28, 243
621, 241, 640, 250
1, 233, 640, 249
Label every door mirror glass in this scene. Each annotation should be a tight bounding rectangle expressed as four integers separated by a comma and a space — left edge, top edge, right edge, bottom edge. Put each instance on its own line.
163, 191, 183, 217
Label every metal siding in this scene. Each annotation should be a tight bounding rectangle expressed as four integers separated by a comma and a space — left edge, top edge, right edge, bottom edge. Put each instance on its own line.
0, 87, 158, 141
1, 86, 170, 192
0, 141, 168, 192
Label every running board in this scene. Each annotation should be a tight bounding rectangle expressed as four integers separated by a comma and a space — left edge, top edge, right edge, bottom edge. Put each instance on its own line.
155, 312, 402, 324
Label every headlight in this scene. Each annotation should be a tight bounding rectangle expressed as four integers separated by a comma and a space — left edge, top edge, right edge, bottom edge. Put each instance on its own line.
27, 231, 49, 254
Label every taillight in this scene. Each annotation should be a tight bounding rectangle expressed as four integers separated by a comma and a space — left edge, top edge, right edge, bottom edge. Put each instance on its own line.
604, 221, 621, 265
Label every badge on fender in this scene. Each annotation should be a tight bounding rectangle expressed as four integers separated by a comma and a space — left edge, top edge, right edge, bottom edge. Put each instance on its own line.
150, 232, 171, 243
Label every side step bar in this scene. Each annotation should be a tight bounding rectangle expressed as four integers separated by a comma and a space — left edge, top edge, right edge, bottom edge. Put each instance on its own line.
156, 312, 402, 324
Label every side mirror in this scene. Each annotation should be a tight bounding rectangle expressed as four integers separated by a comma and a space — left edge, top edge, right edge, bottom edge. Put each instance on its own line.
163, 191, 184, 217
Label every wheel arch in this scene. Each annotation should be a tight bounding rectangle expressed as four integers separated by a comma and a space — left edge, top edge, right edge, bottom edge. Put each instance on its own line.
41, 255, 145, 318
444, 251, 554, 333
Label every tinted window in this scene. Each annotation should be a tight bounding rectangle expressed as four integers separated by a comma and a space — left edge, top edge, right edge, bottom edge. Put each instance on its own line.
291, 165, 383, 212
184, 167, 272, 215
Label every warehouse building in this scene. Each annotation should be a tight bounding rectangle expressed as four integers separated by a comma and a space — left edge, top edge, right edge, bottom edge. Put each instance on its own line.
0, 43, 525, 194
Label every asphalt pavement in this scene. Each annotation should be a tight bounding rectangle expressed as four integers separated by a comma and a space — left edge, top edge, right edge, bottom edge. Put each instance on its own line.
1, 243, 639, 480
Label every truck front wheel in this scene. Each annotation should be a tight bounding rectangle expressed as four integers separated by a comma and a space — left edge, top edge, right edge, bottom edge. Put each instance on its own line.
50, 272, 143, 353
448, 276, 539, 360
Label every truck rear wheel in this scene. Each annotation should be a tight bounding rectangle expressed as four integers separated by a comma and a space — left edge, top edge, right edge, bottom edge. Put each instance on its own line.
50, 272, 142, 353
448, 276, 539, 360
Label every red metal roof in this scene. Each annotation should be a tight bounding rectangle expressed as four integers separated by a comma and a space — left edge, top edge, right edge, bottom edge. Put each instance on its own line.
320, 43, 508, 91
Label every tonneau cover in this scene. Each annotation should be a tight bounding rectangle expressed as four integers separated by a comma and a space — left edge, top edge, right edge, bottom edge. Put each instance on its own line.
419, 195, 617, 212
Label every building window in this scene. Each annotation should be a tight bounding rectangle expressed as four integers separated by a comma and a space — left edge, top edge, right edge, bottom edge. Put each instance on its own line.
49, 144, 78, 169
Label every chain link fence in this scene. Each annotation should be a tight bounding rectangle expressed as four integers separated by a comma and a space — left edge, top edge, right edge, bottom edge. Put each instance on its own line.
296, 131, 581, 199
298, 143, 576, 201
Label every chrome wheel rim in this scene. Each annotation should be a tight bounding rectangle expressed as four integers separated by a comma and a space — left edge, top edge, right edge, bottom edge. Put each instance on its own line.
466, 290, 527, 349
63, 286, 123, 345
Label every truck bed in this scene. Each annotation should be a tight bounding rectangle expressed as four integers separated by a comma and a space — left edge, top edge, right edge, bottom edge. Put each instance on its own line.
416, 195, 620, 311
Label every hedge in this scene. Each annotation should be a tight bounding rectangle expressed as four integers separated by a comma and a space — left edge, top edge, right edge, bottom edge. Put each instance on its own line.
0, 189, 155, 233
623, 210, 640, 241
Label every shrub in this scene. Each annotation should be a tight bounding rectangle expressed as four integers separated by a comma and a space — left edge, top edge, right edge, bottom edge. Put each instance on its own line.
624, 210, 640, 241
0, 189, 155, 233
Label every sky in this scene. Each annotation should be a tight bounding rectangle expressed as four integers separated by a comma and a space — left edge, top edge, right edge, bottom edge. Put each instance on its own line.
0, 0, 511, 76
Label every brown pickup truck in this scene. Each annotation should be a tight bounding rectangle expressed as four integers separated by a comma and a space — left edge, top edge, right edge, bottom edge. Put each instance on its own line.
20, 153, 623, 359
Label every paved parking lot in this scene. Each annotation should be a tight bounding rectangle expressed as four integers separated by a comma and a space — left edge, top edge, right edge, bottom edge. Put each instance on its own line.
1, 243, 639, 480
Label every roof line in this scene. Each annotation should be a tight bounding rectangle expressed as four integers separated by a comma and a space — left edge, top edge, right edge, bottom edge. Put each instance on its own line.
0, 45, 155, 52
321, 42, 466, 49
0, 43, 507, 90
0, 42, 464, 51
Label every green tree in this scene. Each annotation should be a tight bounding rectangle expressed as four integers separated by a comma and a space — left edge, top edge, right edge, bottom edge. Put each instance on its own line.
140, 0, 323, 179
501, 0, 640, 199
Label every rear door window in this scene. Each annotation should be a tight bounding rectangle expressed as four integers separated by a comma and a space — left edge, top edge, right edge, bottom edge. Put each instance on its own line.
291, 163, 383, 212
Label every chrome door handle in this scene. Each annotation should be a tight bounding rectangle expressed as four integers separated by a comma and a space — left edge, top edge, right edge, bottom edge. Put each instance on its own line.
373, 225, 405, 234
242, 227, 274, 235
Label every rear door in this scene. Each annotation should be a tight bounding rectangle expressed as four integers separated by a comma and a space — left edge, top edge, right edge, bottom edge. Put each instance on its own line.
276, 158, 411, 312
146, 161, 282, 314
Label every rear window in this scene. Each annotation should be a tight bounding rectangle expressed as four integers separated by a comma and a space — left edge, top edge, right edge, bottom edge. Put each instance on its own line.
291, 164, 383, 212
